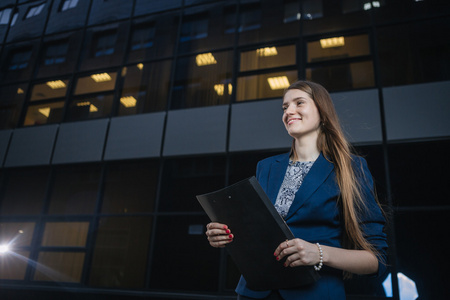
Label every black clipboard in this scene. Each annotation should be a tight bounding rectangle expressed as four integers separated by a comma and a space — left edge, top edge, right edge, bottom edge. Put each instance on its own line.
196, 176, 320, 291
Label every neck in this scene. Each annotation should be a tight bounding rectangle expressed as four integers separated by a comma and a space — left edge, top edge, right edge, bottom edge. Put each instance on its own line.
292, 135, 320, 162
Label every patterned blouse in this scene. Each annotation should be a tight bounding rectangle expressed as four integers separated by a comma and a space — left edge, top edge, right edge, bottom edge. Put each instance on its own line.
274, 160, 315, 218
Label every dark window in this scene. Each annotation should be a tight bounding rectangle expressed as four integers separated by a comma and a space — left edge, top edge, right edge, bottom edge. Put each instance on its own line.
8, 49, 32, 70
180, 17, 208, 42
130, 25, 155, 51
0, 84, 27, 129
92, 31, 117, 57
44, 42, 68, 65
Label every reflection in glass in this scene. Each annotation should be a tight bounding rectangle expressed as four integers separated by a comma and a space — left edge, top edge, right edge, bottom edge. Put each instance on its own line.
23, 101, 64, 126
0, 222, 35, 247
43, 41, 68, 65
0, 250, 31, 280
240, 45, 296, 72
101, 161, 159, 213
30, 80, 69, 101
8, 48, 32, 70
74, 72, 117, 95
34, 252, 85, 282
68, 94, 114, 121
41, 222, 89, 247
307, 34, 370, 63
0, 84, 27, 129
48, 165, 101, 215
236, 70, 297, 102
92, 31, 117, 57
1, 168, 50, 215
171, 51, 233, 109
89, 217, 152, 288
306, 61, 374, 91
119, 61, 171, 115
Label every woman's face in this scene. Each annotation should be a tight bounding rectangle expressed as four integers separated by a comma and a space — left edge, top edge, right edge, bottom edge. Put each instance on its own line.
282, 89, 321, 140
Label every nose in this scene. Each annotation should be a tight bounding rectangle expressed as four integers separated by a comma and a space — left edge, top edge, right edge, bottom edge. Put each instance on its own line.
285, 103, 296, 114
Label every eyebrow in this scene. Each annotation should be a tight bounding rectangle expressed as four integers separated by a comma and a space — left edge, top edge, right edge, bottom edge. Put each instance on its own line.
282, 97, 308, 105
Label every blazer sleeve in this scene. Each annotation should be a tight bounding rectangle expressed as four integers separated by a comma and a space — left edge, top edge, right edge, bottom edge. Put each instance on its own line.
354, 156, 389, 278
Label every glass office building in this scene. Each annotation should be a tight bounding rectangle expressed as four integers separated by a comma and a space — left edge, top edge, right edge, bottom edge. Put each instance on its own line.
0, 0, 449, 299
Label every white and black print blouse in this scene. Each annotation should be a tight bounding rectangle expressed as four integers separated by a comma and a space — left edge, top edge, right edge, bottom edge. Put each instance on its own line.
274, 160, 315, 218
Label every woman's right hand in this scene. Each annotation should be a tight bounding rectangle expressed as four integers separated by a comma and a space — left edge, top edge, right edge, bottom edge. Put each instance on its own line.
205, 222, 234, 248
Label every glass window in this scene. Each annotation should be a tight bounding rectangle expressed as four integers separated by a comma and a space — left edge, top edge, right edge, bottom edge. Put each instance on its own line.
240, 45, 296, 72
0, 168, 50, 215
178, 2, 236, 54
306, 61, 375, 91
68, 94, 114, 121
238, 0, 300, 45
47, 165, 101, 215
159, 156, 226, 212
128, 12, 178, 62
93, 31, 117, 57
377, 17, 450, 87
394, 210, 450, 299
171, 51, 233, 109
41, 222, 89, 247
0, 83, 27, 129
8, 48, 31, 70
119, 61, 171, 115
150, 215, 220, 291
25, 3, 45, 19
33, 252, 85, 282
236, 70, 297, 102
89, 216, 152, 288
101, 161, 159, 214
59, 0, 79, 11
388, 139, 450, 207
0, 250, 31, 280
74, 71, 117, 95
0, 8, 12, 24
30, 79, 69, 101
307, 34, 370, 63
23, 101, 64, 126
0, 222, 35, 248
43, 41, 68, 65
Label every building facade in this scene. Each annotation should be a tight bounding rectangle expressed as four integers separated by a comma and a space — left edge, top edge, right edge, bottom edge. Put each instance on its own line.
0, 0, 449, 299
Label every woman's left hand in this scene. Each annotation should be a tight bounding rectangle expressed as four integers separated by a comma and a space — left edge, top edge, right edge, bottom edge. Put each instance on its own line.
274, 238, 321, 268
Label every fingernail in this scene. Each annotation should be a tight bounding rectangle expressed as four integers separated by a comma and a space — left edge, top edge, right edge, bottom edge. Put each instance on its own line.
226, 229, 230, 234
284, 263, 287, 267
276, 256, 280, 261
228, 234, 233, 238
273, 252, 277, 256
223, 225, 228, 229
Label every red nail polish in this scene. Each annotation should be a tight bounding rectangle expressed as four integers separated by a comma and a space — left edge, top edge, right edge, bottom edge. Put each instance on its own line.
226, 229, 230, 234
276, 256, 280, 261
223, 225, 228, 229
228, 234, 233, 238
273, 252, 277, 256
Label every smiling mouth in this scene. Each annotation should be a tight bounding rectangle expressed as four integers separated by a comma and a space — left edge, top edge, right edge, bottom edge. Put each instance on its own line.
287, 118, 302, 125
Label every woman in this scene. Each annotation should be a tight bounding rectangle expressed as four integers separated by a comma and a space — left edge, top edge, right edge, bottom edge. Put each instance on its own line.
205, 80, 388, 300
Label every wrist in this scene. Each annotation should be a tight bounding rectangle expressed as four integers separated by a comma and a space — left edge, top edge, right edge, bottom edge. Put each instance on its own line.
314, 243, 323, 271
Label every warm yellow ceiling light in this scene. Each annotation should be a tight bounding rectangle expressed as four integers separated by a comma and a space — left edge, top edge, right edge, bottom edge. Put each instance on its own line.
46, 80, 66, 89
38, 107, 50, 118
320, 36, 345, 49
90, 72, 112, 82
196, 53, 217, 66
137, 63, 144, 70
214, 84, 233, 96
89, 104, 98, 112
256, 47, 278, 57
17, 88, 24, 94
76, 101, 98, 112
267, 76, 290, 90
120, 96, 137, 107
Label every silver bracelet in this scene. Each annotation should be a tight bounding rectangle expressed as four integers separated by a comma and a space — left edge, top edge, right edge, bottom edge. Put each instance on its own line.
314, 243, 323, 271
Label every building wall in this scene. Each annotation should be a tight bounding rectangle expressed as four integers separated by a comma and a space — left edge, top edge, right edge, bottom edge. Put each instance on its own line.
0, 1, 449, 299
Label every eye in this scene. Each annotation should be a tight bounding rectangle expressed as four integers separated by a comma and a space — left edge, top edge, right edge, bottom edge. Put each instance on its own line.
282, 105, 287, 111
297, 101, 304, 106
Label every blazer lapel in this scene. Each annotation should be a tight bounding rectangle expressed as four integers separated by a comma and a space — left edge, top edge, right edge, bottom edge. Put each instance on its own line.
284, 153, 335, 221
267, 153, 290, 204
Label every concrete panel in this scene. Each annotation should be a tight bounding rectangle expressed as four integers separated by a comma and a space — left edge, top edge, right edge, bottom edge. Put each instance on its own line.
4, 125, 58, 167
229, 99, 291, 152
52, 119, 109, 164
383, 81, 450, 141
163, 106, 228, 156
331, 89, 383, 144
0, 130, 12, 167
104, 112, 166, 160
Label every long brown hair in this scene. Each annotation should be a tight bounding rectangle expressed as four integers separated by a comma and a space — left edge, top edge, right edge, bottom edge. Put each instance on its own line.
284, 80, 381, 277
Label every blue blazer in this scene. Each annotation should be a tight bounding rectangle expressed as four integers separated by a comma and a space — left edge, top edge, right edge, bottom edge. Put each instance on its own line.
235, 153, 388, 300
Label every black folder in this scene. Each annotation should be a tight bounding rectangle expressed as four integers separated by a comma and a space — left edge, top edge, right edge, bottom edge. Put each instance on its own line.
196, 176, 319, 291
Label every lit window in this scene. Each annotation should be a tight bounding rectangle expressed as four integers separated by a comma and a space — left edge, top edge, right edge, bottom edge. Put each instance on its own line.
0, 8, 12, 24
25, 3, 45, 19
60, 0, 79, 11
